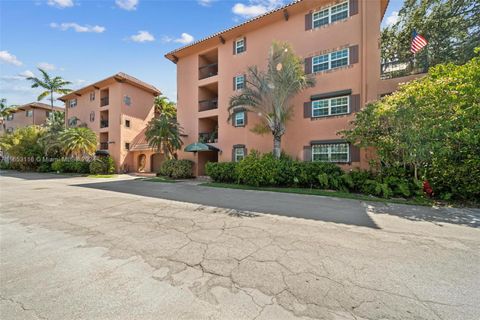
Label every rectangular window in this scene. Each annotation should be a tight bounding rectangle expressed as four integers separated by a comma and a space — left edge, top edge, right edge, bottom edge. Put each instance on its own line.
312, 1, 349, 28
26, 110, 33, 117
234, 147, 245, 162
235, 75, 245, 90
124, 96, 131, 106
312, 96, 349, 117
46, 111, 51, 118
125, 119, 130, 128
69, 99, 77, 108
6, 127, 13, 133
312, 48, 349, 73
312, 143, 349, 163
90, 91, 95, 101
6, 114, 14, 121
235, 38, 245, 54
125, 143, 130, 150
234, 111, 245, 127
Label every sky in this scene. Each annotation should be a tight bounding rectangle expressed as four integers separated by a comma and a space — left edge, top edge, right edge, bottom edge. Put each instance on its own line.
0, 0, 404, 106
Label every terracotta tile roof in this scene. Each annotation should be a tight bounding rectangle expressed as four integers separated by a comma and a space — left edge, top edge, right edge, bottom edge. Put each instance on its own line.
130, 127, 153, 151
16, 102, 64, 112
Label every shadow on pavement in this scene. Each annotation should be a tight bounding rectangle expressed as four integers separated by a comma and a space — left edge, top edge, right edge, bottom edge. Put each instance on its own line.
72, 179, 380, 229
0, 170, 78, 180
368, 203, 480, 228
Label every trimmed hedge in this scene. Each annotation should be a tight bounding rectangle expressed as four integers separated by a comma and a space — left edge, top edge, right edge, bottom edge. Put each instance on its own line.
89, 156, 115, 175
51, 159, 91, 174
205, 152, 422, 199
158, 159, 194, 179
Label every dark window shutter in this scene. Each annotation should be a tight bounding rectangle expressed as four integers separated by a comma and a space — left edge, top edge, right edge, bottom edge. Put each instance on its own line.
243, 37, 247, 51
303, 146, 312, 162
244, 147, 248, 157
350, 144, 360, 162
244, 111, 248, 126
350, 94, 361, 113
305, 12, 312, 30
243, 74, 247, 88
233, 40, 236, 55
349, 0, 359, 16
304, 57, 312, 74
349, 45, 359, 64
303, 101, 312, 118
232, 148, 235, 161
232, 112, 236, 127
233, 76, 236, 90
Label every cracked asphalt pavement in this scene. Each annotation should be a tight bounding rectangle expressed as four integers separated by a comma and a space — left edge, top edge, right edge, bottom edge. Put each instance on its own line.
1, 172, 479, 320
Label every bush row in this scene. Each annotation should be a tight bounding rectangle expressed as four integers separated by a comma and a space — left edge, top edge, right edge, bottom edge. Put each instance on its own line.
158, 159, 194, 179
205, 151, 421, 199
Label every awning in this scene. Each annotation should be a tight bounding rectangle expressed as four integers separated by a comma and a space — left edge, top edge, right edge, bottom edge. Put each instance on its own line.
184, 142, 220, 152
95, 150, 110, 156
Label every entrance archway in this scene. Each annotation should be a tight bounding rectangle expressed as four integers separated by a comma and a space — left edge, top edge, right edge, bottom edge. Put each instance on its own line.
137, 154, 146, 172
150, 153, 164, 173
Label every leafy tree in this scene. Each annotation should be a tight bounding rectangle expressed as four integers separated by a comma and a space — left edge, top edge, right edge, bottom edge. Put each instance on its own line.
145, 115, 183, 160
0, 126, 46, 170
40, 111, 66, 156
0, 98, 16, 132
27, 68, 73, 112
59, 127, 97, 158
341, 49, 480, 201
153, 95, 176, 119
229, 41, 315, 158
382, 0, 480, 69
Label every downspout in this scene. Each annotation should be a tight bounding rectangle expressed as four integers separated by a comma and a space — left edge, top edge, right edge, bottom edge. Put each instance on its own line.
361, 0, 367, 106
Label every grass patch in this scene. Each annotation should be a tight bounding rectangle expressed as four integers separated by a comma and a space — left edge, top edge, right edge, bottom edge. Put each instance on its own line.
87, 174, 116, 178
200, 182, 433, 206
141, 176, 177, 183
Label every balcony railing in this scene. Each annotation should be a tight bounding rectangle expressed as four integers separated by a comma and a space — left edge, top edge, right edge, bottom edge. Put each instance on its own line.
381, 60, 428, 80
100, 97, 109, 107
199, 132, 218, 144
198, 98, 218, 112
100, 142, 109, 150
199, 63, 218, 80
100, 120, 109, 128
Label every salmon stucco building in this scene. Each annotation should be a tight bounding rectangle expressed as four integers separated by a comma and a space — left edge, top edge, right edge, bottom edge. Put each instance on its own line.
166, 0, 422, 176
0, 102, 64, 135
58, 73, 163, 173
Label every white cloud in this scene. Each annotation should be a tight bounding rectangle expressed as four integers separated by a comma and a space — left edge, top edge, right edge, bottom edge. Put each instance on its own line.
47, 0, 74, 8
232, 0, 284, 19
19, 70, 35, 78
0, 51, 23, 66
162, 33, 195, 45
50, 22, 106, 33
385, 11, 399, 27
37, 62, 56, 71
198, 0, 214, 6
116, 0, 138, 11
129, 30, 155, 43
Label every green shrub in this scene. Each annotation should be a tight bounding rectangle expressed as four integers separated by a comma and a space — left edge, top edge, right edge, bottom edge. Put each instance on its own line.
205, 162, 238, 183
89, 156, 115, 175
0, 161, 11, 170
52, 159, 92, 173
159, 159, 193, 179
37, 162, 52, 173
51, 160, 63, 172
236, 151, 279, 187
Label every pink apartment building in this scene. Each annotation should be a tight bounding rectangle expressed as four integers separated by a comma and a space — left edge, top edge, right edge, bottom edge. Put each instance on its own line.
166, 0, 420, 176
58, 72, 163, 173
0, 102, 64, 135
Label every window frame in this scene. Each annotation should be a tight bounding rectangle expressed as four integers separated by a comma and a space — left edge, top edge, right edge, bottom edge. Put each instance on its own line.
235, 38, 245, 54
234, 111, 245, 127
312, 1, 349, 29
26, 110, 33, 117
312, 48, 349, 73
234, 147, 245, 162
69, 99, 77, 108
124, 95, 131, 106
125, 142, 130, 150
234, 75, 245, 90
90, 91, 95, 101
125, 119, 131, 128
312, 143, 350, 163
312, 95, 350, 118
6, 114, 14, 121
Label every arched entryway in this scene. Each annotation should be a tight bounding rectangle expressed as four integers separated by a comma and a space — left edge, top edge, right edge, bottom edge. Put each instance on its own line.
137, 154, 146, 172
150, 153, 164, 173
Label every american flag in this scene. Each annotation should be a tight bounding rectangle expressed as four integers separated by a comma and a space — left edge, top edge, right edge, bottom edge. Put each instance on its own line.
410, 30, 428, 54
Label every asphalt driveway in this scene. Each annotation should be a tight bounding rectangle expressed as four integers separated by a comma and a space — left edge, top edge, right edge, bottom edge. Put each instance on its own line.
1, 172, 480, 320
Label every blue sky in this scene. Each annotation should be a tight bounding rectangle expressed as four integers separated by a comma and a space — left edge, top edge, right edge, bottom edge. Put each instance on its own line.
0, 0, 403, 106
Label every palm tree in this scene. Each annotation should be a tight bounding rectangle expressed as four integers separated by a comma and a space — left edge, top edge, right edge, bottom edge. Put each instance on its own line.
27, 68, 73, 113
59, 127, 97, 158
145, 115, 183, 159
153, 95, 176, 119
0, 98, 16, 132
40, 111, 66, 156
229, 41, 316, 158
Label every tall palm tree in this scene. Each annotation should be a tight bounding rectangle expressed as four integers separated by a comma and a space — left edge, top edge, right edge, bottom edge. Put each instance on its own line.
145, 115, 183, 159
27, 68, 73, 113
59, 127, 97, 158
153, 95, 177, 119
0, 98, 16, 132
40, 111, 66, 156
229, 41, 316, 158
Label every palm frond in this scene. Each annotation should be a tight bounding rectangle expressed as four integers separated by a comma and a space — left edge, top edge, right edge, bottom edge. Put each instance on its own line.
37, 91, 51, 101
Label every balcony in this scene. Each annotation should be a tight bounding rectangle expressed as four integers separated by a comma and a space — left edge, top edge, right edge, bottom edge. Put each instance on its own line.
381, 60, 428, 79
100, 119, 109, 128
198, 98, 218, 112
100, 97, 109, 107
100, 142, 109, 150
199, 63, 218, 80
199, 131, 218, 144
198, 48, 218, 80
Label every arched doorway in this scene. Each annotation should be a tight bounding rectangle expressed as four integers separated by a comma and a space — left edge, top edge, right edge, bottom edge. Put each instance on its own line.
137, 154, 146, 172
150, 153, 164, 173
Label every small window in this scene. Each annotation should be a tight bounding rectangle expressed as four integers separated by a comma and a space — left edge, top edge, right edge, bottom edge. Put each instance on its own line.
312, 2, 349, 28
26, 110, 33, 117
235, 38, 245, 54
6, 114, 14, 121
69, 99, 77, 108
46, 111, 51, 118
312, 96, 349, 117
312, 143, 349, 163
234, 112, 245, 127
6, 127, 13, 133
234, 75, 245, 90
313, 8, 329, 28
125, 142, 130, 150
125, 119, 130, 128
312, 48, 349, 73
90, 91, 95, 101
234, 147, 245, 162
90, 111, 95, 122
124, 95, 131, 106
